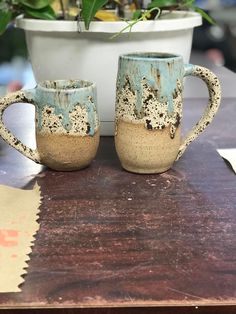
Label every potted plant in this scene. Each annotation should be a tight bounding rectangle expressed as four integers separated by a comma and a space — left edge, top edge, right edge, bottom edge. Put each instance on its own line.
0, 1, 212, 134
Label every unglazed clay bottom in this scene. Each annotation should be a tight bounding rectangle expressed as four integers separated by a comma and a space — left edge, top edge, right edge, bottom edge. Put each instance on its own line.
36, 131, 100, 171
115, 120, 181, 174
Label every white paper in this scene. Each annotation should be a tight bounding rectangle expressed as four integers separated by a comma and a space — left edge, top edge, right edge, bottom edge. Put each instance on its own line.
217, 148, 236, 174
0, 184, 41, 292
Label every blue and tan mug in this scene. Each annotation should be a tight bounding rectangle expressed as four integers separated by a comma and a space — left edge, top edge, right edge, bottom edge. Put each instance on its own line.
0, 80, 100, 171
115, 52, 221, 174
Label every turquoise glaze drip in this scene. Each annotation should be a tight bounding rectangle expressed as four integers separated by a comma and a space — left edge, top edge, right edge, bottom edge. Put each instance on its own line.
117, 54, 185, 113
83, 97, 97, 136
31, 84, 97, 136
184, 63, 194, 76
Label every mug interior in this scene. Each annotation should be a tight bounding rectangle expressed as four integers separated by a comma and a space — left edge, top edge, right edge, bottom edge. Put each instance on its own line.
120, 52, 181, 61
38, 80, 94, 91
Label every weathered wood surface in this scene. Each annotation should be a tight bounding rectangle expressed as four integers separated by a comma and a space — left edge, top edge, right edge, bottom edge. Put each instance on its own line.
0, 99, 235, 313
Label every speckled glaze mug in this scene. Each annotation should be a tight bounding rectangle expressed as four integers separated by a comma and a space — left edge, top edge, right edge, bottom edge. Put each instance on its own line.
0, 80, 100, 171
115, 52, 221, 174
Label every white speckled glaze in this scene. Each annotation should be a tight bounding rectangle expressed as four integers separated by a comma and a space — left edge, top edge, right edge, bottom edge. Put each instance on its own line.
115, 52, 221, 174
0, 80, 100, 171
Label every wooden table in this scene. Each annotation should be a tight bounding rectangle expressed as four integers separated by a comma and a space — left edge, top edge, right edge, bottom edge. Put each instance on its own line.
0, 66, 236, 313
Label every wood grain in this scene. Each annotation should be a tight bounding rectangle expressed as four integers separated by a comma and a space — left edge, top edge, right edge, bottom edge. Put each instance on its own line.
0, 99, 235, 312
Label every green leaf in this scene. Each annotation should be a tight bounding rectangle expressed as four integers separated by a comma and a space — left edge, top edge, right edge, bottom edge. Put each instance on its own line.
0, 11, 12, 35
148, 0, 178, 9
81, 0, 108, 30
193, 6, 216, 25
25, 5, 56, 19
132, 9, 142, 20
19, 0, 54, 9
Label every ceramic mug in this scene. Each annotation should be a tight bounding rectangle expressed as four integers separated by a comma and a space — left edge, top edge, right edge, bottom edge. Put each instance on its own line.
115, 52, 221, 174
0, 80, 100, 171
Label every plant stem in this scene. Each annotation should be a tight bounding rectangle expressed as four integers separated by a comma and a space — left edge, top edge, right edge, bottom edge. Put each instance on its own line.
133, 0, 141, 10
59, 0, 66, 19
117, 0, 125, 18
110, 7, 161, 39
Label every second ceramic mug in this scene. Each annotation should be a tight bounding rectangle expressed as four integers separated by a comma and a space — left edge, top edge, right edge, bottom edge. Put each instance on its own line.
0, 80, 100, 171
115, 52, 221, 174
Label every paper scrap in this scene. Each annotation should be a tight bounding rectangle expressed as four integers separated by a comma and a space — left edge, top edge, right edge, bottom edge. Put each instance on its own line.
0, 184, 41, 292
217, 148, 236, 174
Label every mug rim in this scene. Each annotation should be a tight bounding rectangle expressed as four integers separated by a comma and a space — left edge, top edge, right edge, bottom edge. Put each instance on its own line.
37, 79, 96, 92
119, 52, 183, 61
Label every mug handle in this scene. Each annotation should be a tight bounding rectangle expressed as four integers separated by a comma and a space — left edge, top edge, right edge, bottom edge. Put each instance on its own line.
0, 90, 41, 163
176, 64, 221, 161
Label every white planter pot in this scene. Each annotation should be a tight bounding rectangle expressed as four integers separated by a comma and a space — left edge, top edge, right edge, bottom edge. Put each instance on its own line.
16, 11, 202, 135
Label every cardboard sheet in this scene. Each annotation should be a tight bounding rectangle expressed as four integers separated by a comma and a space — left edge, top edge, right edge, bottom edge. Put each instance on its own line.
0, 184, 41, 292
217, 148, 236, 174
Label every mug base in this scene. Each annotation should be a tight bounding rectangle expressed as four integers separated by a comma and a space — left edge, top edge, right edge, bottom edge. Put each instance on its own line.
115, 120, 181, 175
121, 163, 171, 174
36, 131, 100, 171
45, 163, 90, 172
